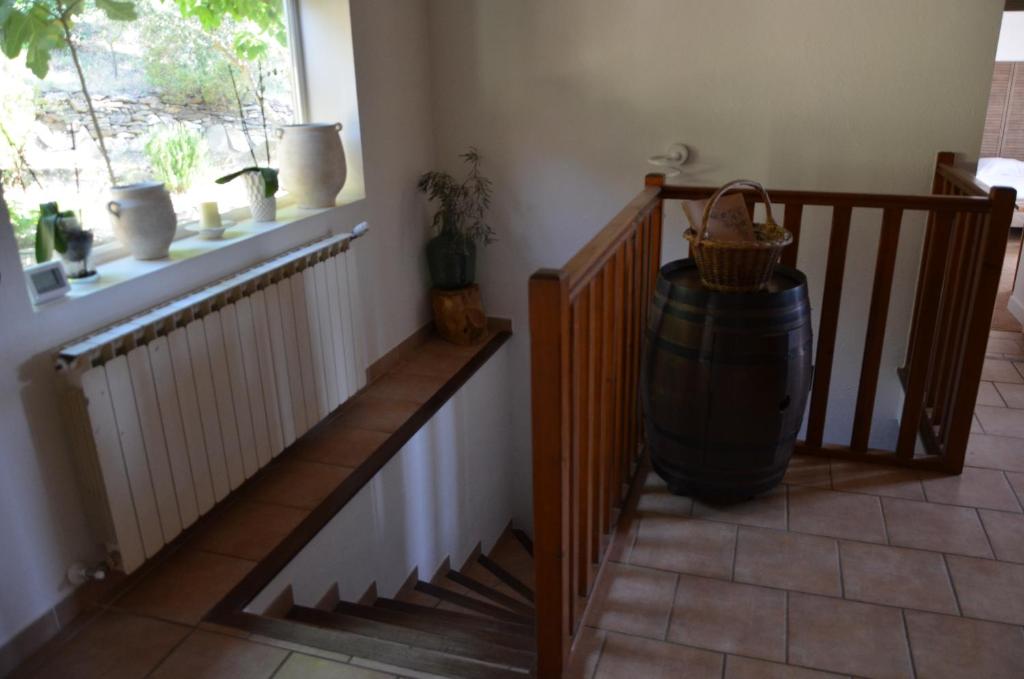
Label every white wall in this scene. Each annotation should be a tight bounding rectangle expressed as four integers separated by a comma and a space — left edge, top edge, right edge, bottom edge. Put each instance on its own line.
249, 347, 515, 611
0, 0, 439, 655
997, 11, 1024, 61
426, 0, 1005, 526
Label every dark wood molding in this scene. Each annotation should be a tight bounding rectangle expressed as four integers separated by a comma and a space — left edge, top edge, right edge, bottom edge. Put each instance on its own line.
206, 324, 512, 623
1007, 0, 1024, 12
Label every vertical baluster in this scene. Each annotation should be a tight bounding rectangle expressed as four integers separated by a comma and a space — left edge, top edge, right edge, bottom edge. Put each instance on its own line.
635, 213, 652, 464
621, 236, 636, 486
600, 265, 615, 542
805, 206, 853, 450
781, 203, 803, 269
650, 194, 664, 288
569, 297, 581, 620
610, 248, 626, 509
936, 213, 982, 443
588, 275, 605, 563
629, 222, 646, 469
572, 288, 594, 596
905, 152, 956, 374
850, 207, 903, 451
930, 211, 972, 424
896, 210, 955, 458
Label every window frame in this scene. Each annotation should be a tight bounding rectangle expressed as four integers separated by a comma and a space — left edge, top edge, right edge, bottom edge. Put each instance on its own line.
7, 0, 312, 270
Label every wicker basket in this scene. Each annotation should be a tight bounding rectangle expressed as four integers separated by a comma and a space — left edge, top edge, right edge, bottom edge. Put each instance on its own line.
685, 180, 792, 293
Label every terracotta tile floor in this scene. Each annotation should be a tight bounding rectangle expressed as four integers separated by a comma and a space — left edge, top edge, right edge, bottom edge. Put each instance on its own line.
573, 331, 1024, 679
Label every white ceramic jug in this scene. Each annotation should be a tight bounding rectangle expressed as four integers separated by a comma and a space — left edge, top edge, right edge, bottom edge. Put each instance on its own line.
108, 182, 177, 260
277, 123, 347, 208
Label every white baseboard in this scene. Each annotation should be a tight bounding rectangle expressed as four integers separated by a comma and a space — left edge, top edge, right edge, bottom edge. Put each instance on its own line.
1007, 293, 1024, 327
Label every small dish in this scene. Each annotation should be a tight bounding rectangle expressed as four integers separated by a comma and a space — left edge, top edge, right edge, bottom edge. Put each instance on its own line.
196, 226, 226, 241
68, 271, 100, 285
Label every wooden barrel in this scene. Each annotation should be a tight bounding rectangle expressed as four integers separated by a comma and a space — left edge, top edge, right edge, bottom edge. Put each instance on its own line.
641, 259, 813, 501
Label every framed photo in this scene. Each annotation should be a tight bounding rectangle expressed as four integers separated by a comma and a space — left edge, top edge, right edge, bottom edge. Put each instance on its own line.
25, 261, 71, 305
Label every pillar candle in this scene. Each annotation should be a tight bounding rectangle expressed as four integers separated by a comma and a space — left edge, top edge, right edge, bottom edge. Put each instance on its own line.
199, 202, 222, 229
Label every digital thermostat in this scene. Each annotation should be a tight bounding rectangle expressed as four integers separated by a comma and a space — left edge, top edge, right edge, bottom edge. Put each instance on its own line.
25, 260, 71, 305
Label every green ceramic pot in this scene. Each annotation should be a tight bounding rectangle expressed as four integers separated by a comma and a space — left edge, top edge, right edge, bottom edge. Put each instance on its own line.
427, 231, 476, 290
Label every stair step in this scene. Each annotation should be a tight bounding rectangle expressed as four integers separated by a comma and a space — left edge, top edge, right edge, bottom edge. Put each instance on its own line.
511, 528, 533, 557
333, 600, 535, 653
414, 581, 534, 625
373, 597, 534, 638
287, 605, 534, 670
445, 570, 535, 617
489, 533, 536, 590
249, 612, 526, 679
477, 553, 535, 603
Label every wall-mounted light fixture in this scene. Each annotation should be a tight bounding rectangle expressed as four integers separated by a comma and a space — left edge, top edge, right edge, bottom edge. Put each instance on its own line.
648, 143, 690, 177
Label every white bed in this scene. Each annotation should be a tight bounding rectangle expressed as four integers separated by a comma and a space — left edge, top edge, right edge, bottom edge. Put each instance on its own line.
977, 158, 1024, 228
977, 157, 1024, 196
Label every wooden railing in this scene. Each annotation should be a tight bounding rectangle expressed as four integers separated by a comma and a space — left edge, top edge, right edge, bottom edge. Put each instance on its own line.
528, 152, 1014, 677
529, 175, 663, 678
900, 153, 1017, 469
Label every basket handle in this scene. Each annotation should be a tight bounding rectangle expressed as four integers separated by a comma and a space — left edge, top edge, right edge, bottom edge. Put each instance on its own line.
696, 179, 778, 246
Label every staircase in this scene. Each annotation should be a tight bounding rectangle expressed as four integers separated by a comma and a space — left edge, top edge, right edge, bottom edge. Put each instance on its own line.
280, 529, 537, 678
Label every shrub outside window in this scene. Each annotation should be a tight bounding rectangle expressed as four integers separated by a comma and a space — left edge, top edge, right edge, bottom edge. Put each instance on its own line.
0, 0, 300, 268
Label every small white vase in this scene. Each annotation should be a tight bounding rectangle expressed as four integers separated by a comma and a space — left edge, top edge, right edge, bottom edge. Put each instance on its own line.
244, 171, 277, 222
277, 123, 347, 208
108, 182, 177, 260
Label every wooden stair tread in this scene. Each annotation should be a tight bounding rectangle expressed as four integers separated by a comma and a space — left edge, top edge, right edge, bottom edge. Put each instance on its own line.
373, 597, 534, 637
333, 600, 535, 653
477, 553, 535, 603
459, 559, 530, 603
287, 605, 533, 670
489, 533, 536, 590
511, 528, 533, 556
444, 570, 534, 617
414, 581, 533, 625
244, 611, 526, 679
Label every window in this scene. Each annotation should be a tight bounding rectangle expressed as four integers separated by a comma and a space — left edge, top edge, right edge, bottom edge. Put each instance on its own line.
1, 0, 302, 268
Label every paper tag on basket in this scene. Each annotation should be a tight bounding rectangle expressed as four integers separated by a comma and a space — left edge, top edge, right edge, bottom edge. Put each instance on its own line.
682, 194, 756, 242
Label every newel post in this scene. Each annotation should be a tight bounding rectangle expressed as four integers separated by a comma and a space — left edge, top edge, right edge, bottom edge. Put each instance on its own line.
529, 269, 571, 678
943, 184, 1016, 471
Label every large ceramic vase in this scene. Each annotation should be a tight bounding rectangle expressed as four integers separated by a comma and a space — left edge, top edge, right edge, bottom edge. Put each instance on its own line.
426, 231, 476, 290
244, 171, 277, 222
108, 182, 176, 260
277, 123, 347, 208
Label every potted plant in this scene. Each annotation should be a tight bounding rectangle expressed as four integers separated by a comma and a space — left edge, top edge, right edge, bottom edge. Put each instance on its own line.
215, 66, 279, 222
418, 147, 495, 344
35, 202, 96, 280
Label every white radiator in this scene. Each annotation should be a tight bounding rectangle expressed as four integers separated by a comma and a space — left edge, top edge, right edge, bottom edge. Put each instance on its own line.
56, 228, 369, 573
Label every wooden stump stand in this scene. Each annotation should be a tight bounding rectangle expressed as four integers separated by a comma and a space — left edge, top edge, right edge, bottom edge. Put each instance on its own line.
431, 284, 487, 345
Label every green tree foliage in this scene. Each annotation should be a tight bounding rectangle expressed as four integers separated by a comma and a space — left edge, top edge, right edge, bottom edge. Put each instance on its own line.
3, 191, 39, 250
144, 124, 204, 193
139, 4, 239, 107
0, 0, 137, 184
0, 0, 136, 78
168, 0, 285, 60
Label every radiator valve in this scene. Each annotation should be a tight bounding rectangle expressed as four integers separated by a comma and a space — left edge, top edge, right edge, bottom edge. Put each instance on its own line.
67, 561, 108, 586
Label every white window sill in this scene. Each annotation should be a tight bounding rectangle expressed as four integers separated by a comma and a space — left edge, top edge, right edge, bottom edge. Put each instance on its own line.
49, 195, 364, 306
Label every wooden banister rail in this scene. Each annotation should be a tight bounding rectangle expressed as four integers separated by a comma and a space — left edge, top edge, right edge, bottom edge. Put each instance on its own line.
529, 153, 1013, 677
